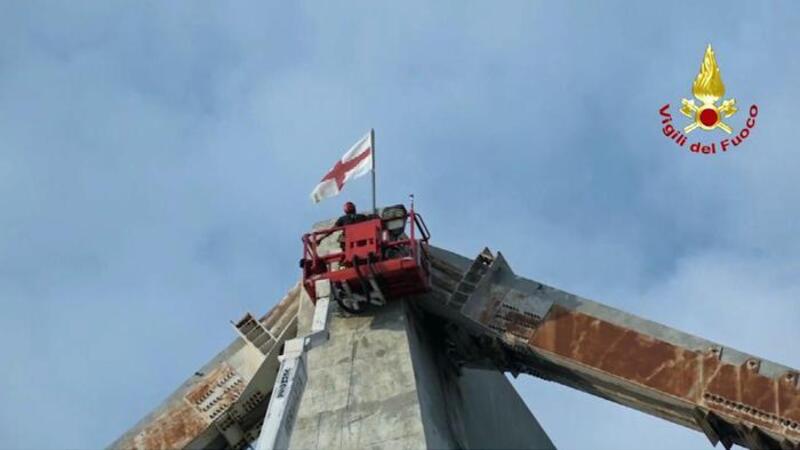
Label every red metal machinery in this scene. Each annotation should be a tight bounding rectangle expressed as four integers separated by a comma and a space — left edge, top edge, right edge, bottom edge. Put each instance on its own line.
300, 203, 431, 313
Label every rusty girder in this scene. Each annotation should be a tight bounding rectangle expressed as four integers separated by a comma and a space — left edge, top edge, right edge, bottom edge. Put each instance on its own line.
426, 246, 800, 450
109, 285, 301, 450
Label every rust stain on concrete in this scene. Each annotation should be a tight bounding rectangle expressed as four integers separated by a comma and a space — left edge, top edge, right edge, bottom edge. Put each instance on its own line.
524, 305, 800, 444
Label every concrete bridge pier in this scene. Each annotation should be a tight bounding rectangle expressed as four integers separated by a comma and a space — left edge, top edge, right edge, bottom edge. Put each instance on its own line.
287, 294, 556, 450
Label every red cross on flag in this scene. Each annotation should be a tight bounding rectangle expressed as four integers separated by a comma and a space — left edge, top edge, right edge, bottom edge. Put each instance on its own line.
310, 131, 374, 203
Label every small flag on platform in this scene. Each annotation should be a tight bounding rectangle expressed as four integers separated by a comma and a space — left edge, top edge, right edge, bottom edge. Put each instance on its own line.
310, 131, 374, 204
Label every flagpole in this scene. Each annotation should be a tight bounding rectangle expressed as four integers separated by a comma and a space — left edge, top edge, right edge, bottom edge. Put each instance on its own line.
371, 128, 376, 214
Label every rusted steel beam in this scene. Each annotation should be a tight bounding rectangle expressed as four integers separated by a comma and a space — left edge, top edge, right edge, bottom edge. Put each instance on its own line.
109, 284, 301, 450
523, 305, 800, 449
427, 246, 800, 450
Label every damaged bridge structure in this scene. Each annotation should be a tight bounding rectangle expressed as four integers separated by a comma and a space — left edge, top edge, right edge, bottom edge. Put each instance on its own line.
111, 210, 800, 450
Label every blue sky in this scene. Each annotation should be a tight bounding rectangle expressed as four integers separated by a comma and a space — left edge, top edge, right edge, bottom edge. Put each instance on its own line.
1, 2, 799, 449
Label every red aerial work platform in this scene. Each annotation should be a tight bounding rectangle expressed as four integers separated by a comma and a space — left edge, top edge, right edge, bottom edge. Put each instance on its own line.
300, 203, 431, 312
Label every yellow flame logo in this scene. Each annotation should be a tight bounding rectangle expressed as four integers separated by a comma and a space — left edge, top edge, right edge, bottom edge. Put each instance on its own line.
680, 44, 737, 133
692, 44, 725, 103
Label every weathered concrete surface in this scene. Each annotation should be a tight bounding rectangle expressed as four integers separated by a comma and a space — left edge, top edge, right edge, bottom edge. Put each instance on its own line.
406, 308, 554, 450
289, 300, 428, 449
288, 298, 555, 450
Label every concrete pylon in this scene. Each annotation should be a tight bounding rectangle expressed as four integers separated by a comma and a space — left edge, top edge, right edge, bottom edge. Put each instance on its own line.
287, 292, 555, 449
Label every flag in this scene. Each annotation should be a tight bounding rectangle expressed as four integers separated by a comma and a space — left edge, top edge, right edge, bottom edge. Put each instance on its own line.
310, 131, 373, 203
